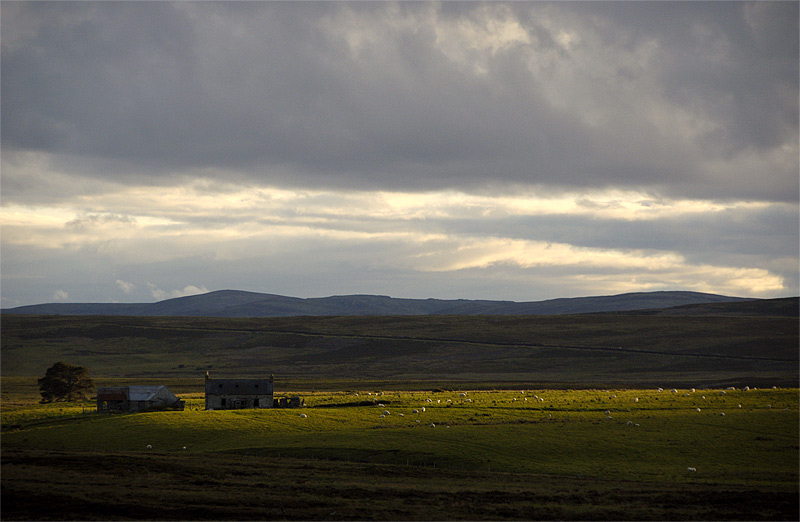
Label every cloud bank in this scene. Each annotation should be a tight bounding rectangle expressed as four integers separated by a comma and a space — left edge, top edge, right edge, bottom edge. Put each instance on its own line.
1, 1, 797, 306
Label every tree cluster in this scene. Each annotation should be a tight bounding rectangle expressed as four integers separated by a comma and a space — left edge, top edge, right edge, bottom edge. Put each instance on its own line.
38, 361, 94, 403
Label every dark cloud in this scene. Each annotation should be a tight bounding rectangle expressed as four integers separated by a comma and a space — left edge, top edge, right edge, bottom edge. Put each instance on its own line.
2, 1, 796, 200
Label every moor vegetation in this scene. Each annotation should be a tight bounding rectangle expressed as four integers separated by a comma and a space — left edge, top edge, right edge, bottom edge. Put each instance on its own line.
1, 302, 797, 520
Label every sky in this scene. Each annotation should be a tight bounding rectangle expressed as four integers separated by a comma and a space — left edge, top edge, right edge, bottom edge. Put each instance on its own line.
1, 1, 798, 307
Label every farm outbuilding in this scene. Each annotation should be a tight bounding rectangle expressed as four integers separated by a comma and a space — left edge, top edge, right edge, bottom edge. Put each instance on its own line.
96, 385, 185, 413
204, 372, 274, 410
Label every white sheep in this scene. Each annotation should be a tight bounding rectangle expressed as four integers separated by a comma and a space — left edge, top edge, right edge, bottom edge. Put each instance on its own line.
398, 413, 404, 417
421, 406, 426, 412
412, 409, 420, 414
430, 423, 436, 428
743, 386, 750, 391
626, 421, 633, 426
379, 414, 385, 418
657, 388, 664, 392
671, 389, 678, 393
460, 393, 467, 397
426, 398, 432, 403
383, 410, 390, 415
182, 446, 186, 450
696, 408, 701, 412
687, 467, 696, 472
690, 388, 696, 393
466, 398, 473, 403
719, 412, 725, 416
146, 444, 152, 450
299, 413, 308, 418
604, 410, 611, 415
378, 403, 385, 407
633, 397, 639, 403
415, 419, 420, 423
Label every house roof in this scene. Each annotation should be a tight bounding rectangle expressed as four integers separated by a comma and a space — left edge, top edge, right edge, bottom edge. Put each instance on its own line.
206, 379, 273, 396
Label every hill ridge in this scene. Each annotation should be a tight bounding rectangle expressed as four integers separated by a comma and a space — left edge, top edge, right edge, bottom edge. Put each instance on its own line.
1, 289, 764, 317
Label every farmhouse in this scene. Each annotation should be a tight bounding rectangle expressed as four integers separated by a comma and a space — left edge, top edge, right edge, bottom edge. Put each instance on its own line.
205, 372, 274, 410
96, 385, 185, 413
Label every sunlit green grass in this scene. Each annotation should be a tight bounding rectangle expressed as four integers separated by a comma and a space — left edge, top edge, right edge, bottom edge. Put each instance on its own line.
3, 388, 797, 488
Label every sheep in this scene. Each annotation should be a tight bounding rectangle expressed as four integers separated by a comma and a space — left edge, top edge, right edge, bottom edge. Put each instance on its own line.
719, 412, 725, 416
460, 392, 467, 397
421, 406, 426, 412
412, 409, 420, 414
626, 421, 633, 426
726, 387, 736, 391
657, 388, 664, 392
379, 414, 385, 418
743, 386, 750, 391
378, 403, 385, 407
718, 390, 726, 395
687, 467, 697, 472
299, 413, 308, 418
426, 398, 432, 403
738, 404, 742, 408
537, 397, 543, 402
671, 389, 678, 393
466, 398, 473, 403
398, 413, 404, 417
633, 397, 639, 403
182, 446, 187, 450
146, 444, 152, 450
415, 419, 420, 423
604, 410, 611, 415
430, 423, 436, 428
437, 399, 441, 404
690, 388, 696, 393
696, 408, 701, 412
383, 410, 390, 415
606, 415, 613, 420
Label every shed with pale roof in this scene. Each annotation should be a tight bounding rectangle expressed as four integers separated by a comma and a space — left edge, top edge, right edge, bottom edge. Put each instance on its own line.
97, 385, 184, 413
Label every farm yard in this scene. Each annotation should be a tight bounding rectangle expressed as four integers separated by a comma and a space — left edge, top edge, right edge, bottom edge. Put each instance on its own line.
2, 386, 798, 520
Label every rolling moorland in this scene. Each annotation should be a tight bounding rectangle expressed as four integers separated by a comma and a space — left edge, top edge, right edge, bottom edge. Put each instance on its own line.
1, 296, 798, 520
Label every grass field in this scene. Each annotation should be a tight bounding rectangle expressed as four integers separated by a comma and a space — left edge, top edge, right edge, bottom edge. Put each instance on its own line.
2, 310, 797, 519
2, 386, 797, 520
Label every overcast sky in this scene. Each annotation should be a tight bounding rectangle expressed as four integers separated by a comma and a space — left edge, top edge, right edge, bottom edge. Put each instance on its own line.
2, 1, 798, 307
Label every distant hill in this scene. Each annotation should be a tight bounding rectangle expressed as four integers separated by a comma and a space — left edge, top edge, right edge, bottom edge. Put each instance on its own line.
1, 290, 766, 318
